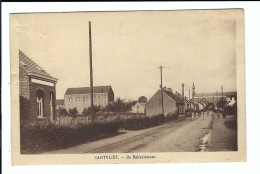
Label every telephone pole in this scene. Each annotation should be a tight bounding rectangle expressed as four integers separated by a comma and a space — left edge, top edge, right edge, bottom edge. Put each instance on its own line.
189, 89, 191, 108
182, 83, 185, 101
182, 83, 185, 113
159, 66, 164, 116
89, 21, 94, 124
221, 85, 223, 98
216, 91, 218, 110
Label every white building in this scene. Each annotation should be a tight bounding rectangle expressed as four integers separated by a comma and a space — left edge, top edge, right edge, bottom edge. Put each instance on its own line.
131, 102, 146, 114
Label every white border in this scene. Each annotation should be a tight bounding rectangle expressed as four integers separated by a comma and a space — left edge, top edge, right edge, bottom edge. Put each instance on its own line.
2, 1, 260, 174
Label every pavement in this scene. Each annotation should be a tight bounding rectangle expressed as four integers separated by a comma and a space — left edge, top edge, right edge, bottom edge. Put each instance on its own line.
46, 114, 213, 154
207, 114, 237, 151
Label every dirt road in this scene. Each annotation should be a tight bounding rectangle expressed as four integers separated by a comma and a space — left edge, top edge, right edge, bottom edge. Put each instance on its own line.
47, 114, 213, 154
87, 114, 213, 153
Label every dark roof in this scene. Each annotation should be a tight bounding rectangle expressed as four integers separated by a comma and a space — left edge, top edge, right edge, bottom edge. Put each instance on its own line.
65, 86, 112, 95
194, 91, 237, 97
56, 99, 64, 105
132, 101, 138, 105
175, 92, 191, 104
163, 90, 184, 104
19, 50, 54, 79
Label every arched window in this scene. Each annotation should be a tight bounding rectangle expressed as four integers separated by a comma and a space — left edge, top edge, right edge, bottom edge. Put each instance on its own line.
37, 90, 44, 117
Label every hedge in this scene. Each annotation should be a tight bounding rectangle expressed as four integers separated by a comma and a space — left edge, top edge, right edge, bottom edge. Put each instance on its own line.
123, 114, 166, 130
21, 114, 179, 153
20, 120, 120, 153
165, 112, 178, 121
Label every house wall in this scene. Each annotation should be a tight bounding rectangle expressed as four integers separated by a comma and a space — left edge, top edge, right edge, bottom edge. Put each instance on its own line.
108, 89, 114, 103
29, 82, 56, 121
56, 104, 64, 110
64, 92, 111, 114
178, 104, 185, 114
19, 66, 30, 121
146, 91, 178, 116
131, 103, 145, 114
198, 103, 204, 110
184, 103, 190, 111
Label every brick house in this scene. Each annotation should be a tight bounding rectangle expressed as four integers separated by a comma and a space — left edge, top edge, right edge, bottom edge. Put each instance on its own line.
64, 86, 114, 114
145, 88, 184, 116
19, 50, 58, 122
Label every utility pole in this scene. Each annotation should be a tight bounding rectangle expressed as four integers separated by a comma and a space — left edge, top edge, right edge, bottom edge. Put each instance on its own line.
159, 66, 164, 116
221, 85, 223, 98
182, 83, 185, 101
189, 89, 191, 108
216, 91, 218, 110
89, 21, 94, 124
182, 83, 184, 113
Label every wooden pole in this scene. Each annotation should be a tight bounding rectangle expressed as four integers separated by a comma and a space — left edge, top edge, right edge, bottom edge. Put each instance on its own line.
221, 85, 223, 98
159, 66, 164, 116
89, 21, 94, 124
189, 89, 191, 108
182, 83, 184, 113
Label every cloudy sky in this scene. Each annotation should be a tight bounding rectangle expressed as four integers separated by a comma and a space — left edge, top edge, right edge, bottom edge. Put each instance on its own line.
15, 10, 237, 100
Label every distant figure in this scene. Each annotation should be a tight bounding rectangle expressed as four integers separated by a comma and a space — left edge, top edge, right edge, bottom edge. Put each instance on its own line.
202, 110, 205, 120
191, 111, 195, 121
223, 110, 226, 119
196, 111, 199, 120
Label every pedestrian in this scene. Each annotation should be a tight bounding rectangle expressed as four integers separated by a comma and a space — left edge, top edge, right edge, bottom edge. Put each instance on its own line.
223, 110, 226, 119
202, 110, 205, 120
196, 111, 199, 120
191, 111, 194, 121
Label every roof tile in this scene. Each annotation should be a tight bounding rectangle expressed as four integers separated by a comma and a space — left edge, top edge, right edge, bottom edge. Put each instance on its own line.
65, 86, 112, 95
19, 50, 54, 79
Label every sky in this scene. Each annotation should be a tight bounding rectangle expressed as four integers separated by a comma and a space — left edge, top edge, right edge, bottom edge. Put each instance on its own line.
15, 10, 237, 101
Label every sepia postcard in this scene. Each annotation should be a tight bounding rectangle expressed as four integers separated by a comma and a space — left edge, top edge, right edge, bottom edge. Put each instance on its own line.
10, 9, 246, 165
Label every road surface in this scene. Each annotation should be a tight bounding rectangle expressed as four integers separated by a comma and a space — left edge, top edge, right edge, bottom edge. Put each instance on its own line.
88, 114, 213, 153
48, 113, 213, 154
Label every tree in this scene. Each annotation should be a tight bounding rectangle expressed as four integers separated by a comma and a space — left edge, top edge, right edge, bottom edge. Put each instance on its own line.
68, 107, 78, 117
138, 96, 147, 103
82, 105, 101, 116
104, 97, 132, 112
57, 107, 68, 116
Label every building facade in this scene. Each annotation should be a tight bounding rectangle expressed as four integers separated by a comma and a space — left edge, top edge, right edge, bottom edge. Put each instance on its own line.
19, 50, 58, 122
131, 102, 146, 114
64, 86, 114, 114
191, 82, 237, 110
145, 89, 184, 116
